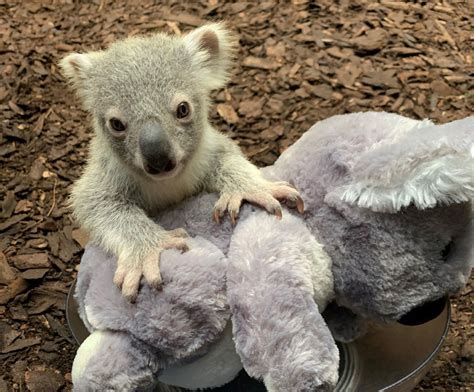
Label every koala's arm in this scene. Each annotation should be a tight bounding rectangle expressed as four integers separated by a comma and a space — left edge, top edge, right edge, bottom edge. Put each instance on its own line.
206, 132, 304, 222
72, 148, 186, 301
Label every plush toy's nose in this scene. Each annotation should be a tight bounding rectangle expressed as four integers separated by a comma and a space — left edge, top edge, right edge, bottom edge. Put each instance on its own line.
398, 296, 447, 326
139, 124, 176, 175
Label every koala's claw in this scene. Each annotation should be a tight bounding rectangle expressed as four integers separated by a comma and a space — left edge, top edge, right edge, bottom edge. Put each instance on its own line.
270, 181, 305, 214
213, 181, 304, 224
113, 229, 190, 302
213, 193, 246, 224
113, 267, 142, 303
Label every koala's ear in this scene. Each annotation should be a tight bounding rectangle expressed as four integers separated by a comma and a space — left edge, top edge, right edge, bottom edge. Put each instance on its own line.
183, 23, 236, 90
59, 53, 95, 85
326, 117, 474, 213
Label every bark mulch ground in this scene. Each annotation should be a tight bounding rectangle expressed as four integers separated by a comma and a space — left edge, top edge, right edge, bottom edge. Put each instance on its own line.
1, 1, 472, 391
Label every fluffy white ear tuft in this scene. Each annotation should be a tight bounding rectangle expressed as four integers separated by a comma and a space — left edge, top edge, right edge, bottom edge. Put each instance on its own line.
59, 53, 94, 84
333, 153, 474, 212
183, 23, 236, 90
325, 116, 474, 213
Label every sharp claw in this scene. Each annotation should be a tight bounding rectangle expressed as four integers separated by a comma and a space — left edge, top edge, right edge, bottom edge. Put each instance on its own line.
231, 209, 241, 225
125, 293, 137, 304
148, 277, 162, 291
296, 195, 305, 214
213, 209, 221, 224
274, 207, 283, 220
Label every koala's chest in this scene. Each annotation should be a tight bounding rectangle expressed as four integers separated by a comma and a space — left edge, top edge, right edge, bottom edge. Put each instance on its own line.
138, 175, 202, 213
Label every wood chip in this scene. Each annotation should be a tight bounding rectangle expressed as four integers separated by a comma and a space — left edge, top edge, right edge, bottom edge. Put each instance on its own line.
25, 369, 65, 392
20, 268, 49, 280
311, 84, 334, 100
0, 322, 21, 351
71, 228, 89, 248
0, 214, 27, 232
431, 80, 459, 96
1, 191, 16, 219
0, 277, 29, 305
238, 98, 265, 117
27, 296, 57, 314
242, 56, 281, 70
0, 251, 17, 285
216, 103, 239, 124
434, 19, 457, 49
29, 157, 46, 180
12, 253, 50, 270
352, 28, 388, 52
163, 13, 204, 27
14, 200, 33, 214
1, 337, 41, 354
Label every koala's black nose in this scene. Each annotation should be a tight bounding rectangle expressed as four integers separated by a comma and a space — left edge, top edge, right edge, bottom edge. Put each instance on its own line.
139, 124, 176, 175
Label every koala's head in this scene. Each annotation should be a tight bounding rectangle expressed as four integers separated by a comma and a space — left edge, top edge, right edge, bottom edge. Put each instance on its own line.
60, 23, 235, 179
315, 114, 474, 324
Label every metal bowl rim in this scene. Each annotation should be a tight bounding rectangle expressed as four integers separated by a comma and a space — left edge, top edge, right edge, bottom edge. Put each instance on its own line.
379, 298, 451, 391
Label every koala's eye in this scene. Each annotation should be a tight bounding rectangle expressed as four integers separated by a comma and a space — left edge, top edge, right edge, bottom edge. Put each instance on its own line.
176, 102, 190, 119
109, 118, 126, 132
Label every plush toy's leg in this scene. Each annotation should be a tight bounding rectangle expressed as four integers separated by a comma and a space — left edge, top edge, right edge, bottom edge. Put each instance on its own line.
230, 285, 339, 392
228, 213, 339, 392
72, 330, 165, 392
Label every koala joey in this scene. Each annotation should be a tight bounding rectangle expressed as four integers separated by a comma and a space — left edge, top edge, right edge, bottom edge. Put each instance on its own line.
61, 23, 304, 302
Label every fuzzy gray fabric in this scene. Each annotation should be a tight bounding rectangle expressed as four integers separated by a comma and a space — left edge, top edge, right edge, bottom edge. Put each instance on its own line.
227, 212, 338, 391
270, 113, 473, 323
72, 330, 161, 391
73, 112, 473, 392
75, 236, 229, 362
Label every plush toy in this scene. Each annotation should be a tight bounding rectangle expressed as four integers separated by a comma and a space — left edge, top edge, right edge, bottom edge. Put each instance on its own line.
71, 112, 473, 392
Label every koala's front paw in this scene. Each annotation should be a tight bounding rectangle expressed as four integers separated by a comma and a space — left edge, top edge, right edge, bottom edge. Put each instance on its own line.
213, 181, 304, 224
113, 228, 189, 302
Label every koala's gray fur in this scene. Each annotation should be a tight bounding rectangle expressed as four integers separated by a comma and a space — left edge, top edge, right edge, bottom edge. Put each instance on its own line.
61, 23, 303, 301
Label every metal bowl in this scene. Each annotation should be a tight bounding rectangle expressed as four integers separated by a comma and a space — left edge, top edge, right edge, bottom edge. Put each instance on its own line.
66, 282, 450, 392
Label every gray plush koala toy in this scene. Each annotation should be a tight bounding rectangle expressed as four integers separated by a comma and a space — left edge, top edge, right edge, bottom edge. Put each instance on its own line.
71, 112, 473, 392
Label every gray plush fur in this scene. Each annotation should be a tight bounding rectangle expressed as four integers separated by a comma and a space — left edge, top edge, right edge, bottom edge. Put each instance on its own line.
73, 112, 473, 391
75, 237, 229, 360
269, 112, 473, 322
61, 23, 302, 302
72, 330, 162, 392
227, 212, 338, 391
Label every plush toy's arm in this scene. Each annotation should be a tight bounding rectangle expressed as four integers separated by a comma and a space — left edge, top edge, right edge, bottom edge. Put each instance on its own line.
76, 237, 230, 360
73, 236, 234, 391
327, 116, 474, 212
227, 212, 339, 392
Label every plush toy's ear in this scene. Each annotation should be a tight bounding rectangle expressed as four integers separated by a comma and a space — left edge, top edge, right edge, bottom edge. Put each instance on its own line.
327, 116, 474, 212
183, 23, 236, 90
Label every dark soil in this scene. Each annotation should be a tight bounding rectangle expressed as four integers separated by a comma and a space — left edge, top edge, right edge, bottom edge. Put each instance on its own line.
1, 1, 472, 391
